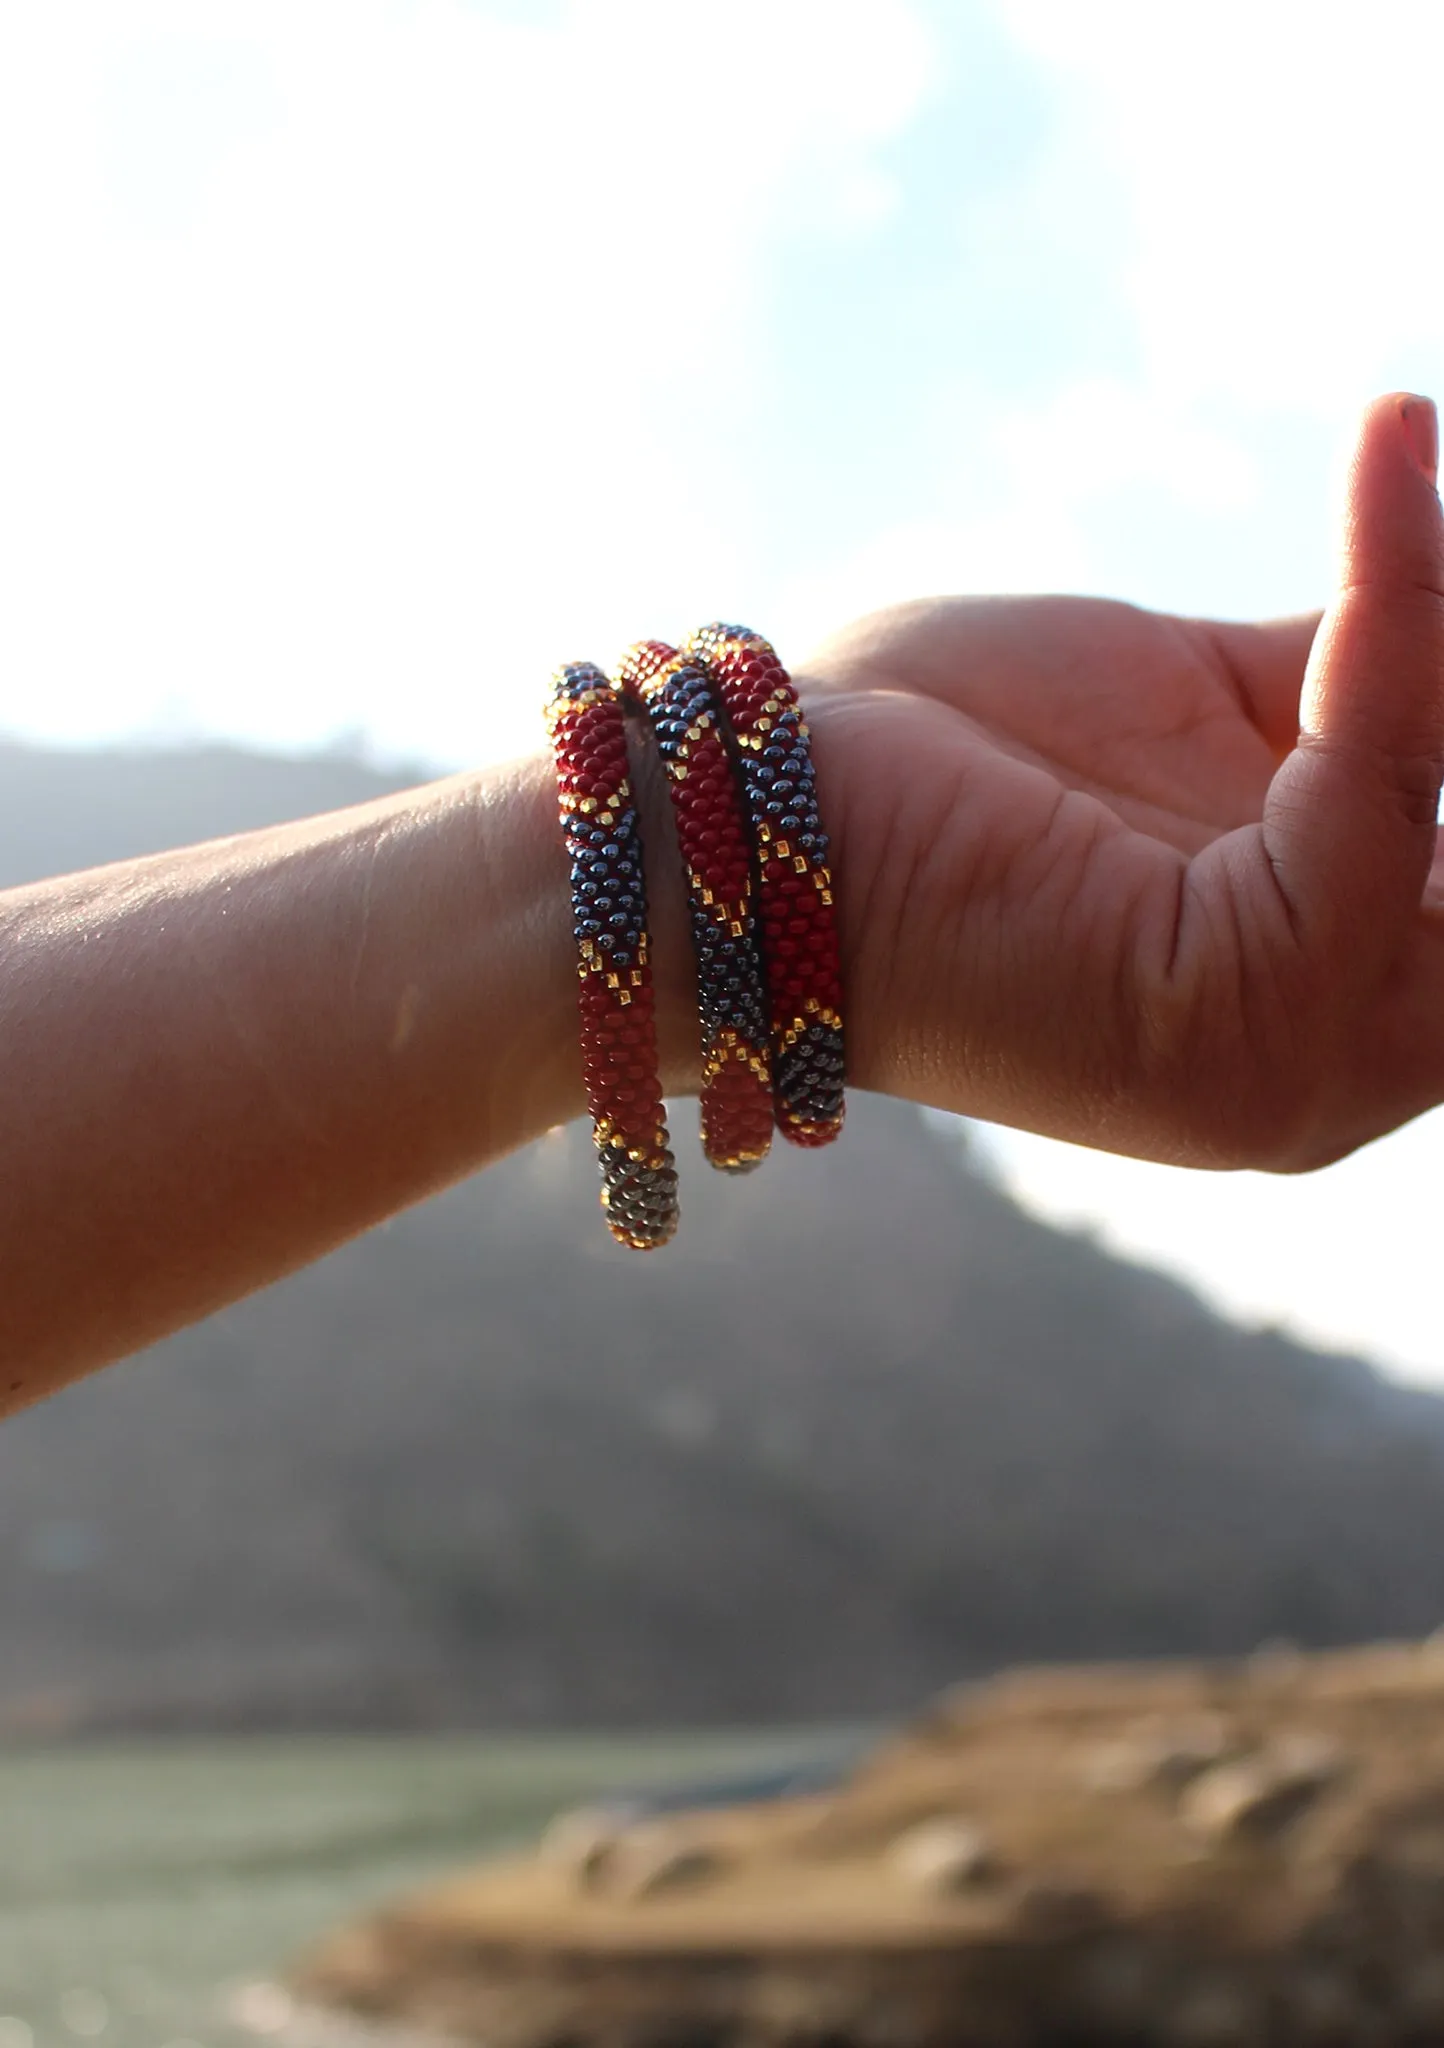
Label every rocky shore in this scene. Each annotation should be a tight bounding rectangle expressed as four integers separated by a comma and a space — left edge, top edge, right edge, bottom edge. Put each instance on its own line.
294, 1642, 1444, 2046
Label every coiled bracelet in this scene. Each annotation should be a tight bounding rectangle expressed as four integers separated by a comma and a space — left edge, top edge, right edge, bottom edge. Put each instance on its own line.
544, 661, 679, 1250
544, 627, 843, 1247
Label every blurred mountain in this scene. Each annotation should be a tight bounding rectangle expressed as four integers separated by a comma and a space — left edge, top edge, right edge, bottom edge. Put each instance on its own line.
0, 737, 1442, 1734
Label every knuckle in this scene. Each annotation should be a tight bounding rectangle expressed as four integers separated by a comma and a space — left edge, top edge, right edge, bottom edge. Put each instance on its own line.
1303, 728, 1443, 831
1385, 748, 1444, 829
1127, 887, 1336, 1171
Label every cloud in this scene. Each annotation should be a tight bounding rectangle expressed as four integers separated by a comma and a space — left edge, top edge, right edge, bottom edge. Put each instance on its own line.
0, 0, 933, 765
996, 0, 1444, 410
774, 375, 1259, 650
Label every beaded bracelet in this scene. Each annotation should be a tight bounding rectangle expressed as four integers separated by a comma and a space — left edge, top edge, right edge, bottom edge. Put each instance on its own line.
682, 623, 845, 1148
544, 661, 679, 1249
617, 639, 774, 1175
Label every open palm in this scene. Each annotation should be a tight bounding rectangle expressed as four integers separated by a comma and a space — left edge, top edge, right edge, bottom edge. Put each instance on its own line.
802, 396, 1444, 1173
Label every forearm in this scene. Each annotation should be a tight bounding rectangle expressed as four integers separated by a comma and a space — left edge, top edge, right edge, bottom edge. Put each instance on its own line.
0, 749, 694, 1406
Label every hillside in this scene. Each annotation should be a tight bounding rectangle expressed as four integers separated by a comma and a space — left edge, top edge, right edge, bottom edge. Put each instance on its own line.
0, 739, 1441, 1732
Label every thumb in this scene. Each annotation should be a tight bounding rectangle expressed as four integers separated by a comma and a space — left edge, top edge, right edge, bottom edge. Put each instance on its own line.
1263, 392, 1444, 964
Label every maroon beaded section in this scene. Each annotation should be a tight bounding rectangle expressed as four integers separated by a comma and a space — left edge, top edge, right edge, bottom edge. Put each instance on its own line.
682, 623, 844, 1148
618, 639, 773, 1174
545, 661, 679, 1248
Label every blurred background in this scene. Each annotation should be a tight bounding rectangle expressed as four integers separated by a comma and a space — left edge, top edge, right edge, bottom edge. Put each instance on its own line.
4, 2, 1444, 2044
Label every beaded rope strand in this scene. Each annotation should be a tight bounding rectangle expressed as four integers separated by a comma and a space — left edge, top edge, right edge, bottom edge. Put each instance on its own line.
682, 623, 845, 1148
544, 661, 679, 1248
617, 639, 773, 1174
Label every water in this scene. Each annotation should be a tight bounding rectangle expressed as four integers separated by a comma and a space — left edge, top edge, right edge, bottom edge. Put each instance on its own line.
0, 1731, 817, 2048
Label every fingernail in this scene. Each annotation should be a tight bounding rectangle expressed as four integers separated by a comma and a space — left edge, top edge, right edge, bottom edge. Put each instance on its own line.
1401, 395, 1438, 485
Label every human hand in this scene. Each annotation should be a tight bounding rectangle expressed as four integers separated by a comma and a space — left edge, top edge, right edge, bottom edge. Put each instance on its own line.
803, 393, 1444, 1172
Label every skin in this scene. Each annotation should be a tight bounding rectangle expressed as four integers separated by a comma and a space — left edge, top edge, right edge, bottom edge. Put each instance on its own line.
806, 392, 1444, 1172
1, 393, 1440, 1411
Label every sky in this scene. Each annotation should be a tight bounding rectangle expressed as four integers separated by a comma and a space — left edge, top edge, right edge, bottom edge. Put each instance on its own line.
3, 0, 1444, 1381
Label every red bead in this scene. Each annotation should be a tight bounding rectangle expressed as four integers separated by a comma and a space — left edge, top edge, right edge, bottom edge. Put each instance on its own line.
618, 638, 774, 1176
546, 661, 679, 1249
681, 625, 845, 1150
